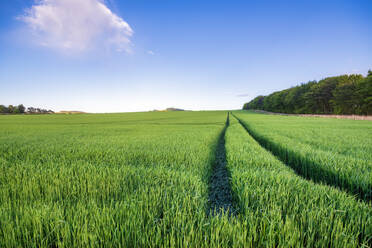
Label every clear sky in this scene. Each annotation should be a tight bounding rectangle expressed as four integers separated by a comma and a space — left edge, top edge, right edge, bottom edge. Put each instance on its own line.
0, 0, 371, 112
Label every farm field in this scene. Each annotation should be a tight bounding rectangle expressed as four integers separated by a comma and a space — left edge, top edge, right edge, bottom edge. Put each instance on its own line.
233, 111, 372, 201
0, 111, 371, 247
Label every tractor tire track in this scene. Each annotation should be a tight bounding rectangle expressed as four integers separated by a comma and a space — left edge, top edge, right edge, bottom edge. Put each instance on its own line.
232, 112, 371, 203
208, 113, 236, 216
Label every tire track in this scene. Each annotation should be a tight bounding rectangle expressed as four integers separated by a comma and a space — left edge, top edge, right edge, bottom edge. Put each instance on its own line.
208, 113, 236, 216
232, 112, 371, 203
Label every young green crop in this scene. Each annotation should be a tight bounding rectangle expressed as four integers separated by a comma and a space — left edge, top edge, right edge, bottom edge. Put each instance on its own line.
0, 111, 232, 247
233, 110, 372, 201
1, 111, 371, 247
225, 116, 372, 247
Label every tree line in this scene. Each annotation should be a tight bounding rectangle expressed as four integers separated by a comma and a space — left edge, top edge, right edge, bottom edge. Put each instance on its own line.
243, 70, 372, 115
0, 104, 54, 114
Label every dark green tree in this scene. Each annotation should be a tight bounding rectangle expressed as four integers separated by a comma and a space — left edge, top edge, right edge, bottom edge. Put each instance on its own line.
0, 105, 8, 113
7, 105, 15, 113
355, 76, 372, 115
243, 95, 265, 110
242, 71, 371, 115
331, 75, 363, 114
17, 104, 26, 114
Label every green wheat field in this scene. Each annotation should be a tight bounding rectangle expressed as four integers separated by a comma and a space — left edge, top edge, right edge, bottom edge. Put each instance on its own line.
0, 111, 371, 247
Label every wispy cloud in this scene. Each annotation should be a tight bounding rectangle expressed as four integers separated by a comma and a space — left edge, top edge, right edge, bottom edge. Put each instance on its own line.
19, 0, 133, 53
147, 50, 155, 55
236, 93, 251, 97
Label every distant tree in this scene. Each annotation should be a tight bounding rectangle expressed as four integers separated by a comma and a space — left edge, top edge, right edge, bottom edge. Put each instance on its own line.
243, 95, 265, 110
286, 81, 316, 114
17, 104, 26, 114
1, 105, 53, 114
13, 106, 21, 114
307, 77, 341, 113
242, 71, 371, 115
331, 75, 363, 114
269, 91, 287, 112
8, 105, 15, 113
355, 76, 372, 115
27, 107, 35, 113
0, 105, 8, 113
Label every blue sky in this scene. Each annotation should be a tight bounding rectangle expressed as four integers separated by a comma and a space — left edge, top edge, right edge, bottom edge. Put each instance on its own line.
0, 0, 371, 112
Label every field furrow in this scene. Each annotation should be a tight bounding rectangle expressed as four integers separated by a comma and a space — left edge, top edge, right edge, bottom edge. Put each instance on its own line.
208, 113, 235, 216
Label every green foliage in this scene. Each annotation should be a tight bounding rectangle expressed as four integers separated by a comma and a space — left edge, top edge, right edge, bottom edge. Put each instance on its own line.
0, 105, 8, 113
355, 76, 372, 115
7, 105, 15, 113
243, 72, 372, 115
0, 104, 52, 114
17, 104, 26, 113
0, 104, 23, 114
243, 95, 265, 110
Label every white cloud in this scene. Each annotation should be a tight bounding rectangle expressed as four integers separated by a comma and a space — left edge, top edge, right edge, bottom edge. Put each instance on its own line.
236, 93, 251, 97
19, 0, 133, 52
147, 50, 155, 55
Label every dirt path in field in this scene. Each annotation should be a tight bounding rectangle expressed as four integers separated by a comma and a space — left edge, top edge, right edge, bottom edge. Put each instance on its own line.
208, 113, 235, 216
